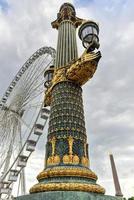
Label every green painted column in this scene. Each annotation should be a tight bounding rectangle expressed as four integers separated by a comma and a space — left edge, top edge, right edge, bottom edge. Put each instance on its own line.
46, 81, 87, 168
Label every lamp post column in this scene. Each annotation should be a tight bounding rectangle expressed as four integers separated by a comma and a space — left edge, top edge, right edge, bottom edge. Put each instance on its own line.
45, 3, 89, 169
30, 3, 105, 195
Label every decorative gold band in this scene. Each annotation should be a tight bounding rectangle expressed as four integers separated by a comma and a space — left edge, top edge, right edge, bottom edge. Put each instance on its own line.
37, 167, 97, 181
30, 182, 105, 194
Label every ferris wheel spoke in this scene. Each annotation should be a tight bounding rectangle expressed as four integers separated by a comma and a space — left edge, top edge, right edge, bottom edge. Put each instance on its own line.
20, 59, 52, 101
24, 102, 42, 109
2, 124, 18, 176
20, 83, 42, 104
21, 90, 44, 109
11, 79, 41, 108
27, 75, 45, 93
0, 157, 7, 171
21, 81, 44, 105
18, 55, 44, 87
13, 113, 31, 131
20, 85, 44, 107
23, 56, 52, 91
20, 55, 49, 92
21, 54, 48, 84
0, 114, 10, 142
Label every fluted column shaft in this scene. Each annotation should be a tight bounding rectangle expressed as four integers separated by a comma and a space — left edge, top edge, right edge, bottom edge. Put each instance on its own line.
55, 21, 78, 68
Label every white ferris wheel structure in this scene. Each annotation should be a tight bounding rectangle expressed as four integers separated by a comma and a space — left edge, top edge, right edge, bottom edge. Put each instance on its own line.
0, 46, 56, 200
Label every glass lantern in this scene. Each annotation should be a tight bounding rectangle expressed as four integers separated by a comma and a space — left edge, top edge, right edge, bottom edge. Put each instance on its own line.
44, 65, 54, 88
78, 20, 100, 52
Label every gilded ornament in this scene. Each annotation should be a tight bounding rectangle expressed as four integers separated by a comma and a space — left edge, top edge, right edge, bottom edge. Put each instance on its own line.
81, 142, 89, 167
53, 155, 60, 164
81, 156, 89, 167
47, 157, 52, 165
51, 136, 56, 156
73, 155, 79, 164
66, 51, 101, 85
44, 51, 101, 106
47, 155, 60, 166
51, 3, 83, 29
47, 137, 61, 166
63, 154, 80, 165
63, 154, 70, 164
62, 136, 80, 165
37, 167, 97, 181
30, 182, 105, 194
68, 136, 73, 155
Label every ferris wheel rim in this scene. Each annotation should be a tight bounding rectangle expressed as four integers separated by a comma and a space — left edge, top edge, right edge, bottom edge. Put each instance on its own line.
0, 46, 56, 111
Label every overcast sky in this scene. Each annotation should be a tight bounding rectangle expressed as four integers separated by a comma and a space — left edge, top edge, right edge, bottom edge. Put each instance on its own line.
0, 0, 134, 198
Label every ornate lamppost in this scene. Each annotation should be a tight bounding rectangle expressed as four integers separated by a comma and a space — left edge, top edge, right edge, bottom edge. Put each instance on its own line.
30, 2, 104, 195
17, 3, 123, 200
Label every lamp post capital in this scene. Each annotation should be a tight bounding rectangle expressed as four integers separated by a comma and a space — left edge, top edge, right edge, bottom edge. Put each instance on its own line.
51, 2, 83, 29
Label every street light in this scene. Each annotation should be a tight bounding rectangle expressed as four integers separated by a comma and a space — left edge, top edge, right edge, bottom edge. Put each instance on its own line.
78, 20, 100, 52
44, 65, 54, 88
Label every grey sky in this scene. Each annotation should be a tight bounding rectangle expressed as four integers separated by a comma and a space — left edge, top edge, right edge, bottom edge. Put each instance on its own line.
0, 0, 133, 198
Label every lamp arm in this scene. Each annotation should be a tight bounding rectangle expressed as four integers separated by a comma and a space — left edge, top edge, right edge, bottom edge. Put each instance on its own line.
44, 51, 101, 106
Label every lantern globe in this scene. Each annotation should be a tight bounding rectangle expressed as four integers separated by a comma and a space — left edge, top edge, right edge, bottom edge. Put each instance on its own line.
78, 20, 100, 52
44, 65, 54, 88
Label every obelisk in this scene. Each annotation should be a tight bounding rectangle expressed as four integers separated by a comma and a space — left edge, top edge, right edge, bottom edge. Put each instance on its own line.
110, 154, 123, 197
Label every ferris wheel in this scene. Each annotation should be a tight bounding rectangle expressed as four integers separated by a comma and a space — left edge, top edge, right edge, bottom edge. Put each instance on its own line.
0, 46, 56, 200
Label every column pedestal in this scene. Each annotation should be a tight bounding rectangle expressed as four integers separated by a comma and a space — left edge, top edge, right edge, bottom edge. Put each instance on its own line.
16, 191, 123, 200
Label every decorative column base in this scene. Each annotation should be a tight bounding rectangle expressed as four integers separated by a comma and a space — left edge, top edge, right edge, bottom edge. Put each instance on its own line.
16, 191, 123, 200
29, 166, 105, 194
30, 182, 104, 194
